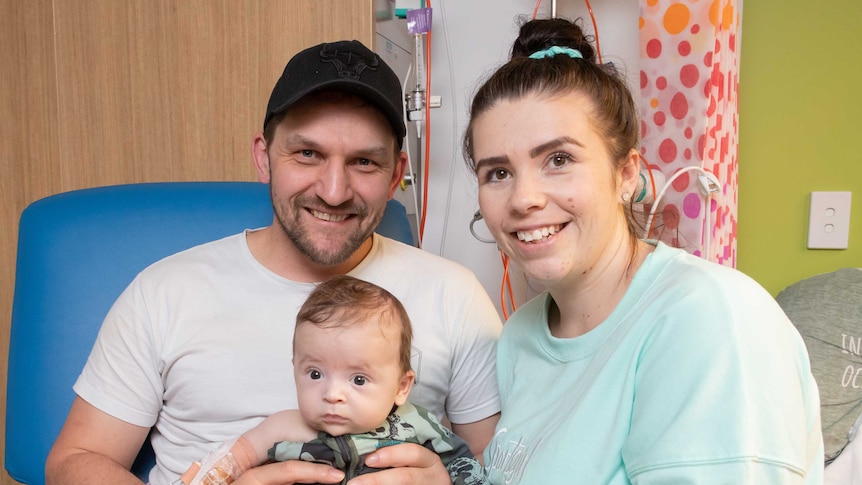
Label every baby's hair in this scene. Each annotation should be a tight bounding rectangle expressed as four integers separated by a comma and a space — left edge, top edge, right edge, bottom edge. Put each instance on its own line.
295, 275, 412, 373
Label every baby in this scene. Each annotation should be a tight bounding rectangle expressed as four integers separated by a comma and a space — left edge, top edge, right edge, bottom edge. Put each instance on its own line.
180, 275, 486, 485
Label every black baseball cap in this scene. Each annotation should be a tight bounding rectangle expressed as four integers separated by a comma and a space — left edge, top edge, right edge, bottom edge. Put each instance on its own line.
264, 40, 407, 149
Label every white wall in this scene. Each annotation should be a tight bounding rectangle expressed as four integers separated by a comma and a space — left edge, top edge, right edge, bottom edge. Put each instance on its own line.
418, 0, 526, 317
381, 0, 641, 317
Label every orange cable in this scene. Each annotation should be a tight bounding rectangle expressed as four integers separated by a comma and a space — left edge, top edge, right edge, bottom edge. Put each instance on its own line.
506, 260, 516, 313
499, 251, 517, 319
532, 0, 542, 19
584, 0, 602, 63
500, 252, 511, 319
418, 21, 432, 244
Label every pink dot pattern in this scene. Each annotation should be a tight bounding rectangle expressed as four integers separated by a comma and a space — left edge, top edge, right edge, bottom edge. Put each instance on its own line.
639, 0, 740, 266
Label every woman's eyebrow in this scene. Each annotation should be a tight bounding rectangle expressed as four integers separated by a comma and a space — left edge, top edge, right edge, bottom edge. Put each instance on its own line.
529, 136, 581, 157
474, 136, 583, 171
474, 155, 509, 172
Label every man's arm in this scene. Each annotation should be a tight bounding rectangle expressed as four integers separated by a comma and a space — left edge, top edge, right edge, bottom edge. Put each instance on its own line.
452, 412, 500, 463
46, 397, 150, 485
48, 401, 345, 485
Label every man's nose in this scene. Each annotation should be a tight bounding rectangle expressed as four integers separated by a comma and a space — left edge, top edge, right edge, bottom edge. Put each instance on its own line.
316, 161, 354, 207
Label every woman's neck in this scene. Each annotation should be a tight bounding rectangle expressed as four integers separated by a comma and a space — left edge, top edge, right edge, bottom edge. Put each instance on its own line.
546, 238, 651, 338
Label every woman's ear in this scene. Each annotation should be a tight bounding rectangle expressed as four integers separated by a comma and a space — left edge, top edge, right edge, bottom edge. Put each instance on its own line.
394, 370, 415, 406
619, 149, 641, 198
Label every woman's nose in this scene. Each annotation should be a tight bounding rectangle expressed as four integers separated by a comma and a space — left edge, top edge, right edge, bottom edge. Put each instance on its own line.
509, 174, 547, 214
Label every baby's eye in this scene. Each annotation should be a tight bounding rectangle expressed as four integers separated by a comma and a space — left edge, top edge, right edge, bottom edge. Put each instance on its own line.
352, 376, 367, 386
309, 370, 322, 380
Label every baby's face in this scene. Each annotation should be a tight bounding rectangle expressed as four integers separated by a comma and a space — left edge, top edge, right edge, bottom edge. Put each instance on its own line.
293, 319, 413, 436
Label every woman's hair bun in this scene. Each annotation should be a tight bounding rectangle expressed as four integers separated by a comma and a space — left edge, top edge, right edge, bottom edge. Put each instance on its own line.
510, 18, 596, 63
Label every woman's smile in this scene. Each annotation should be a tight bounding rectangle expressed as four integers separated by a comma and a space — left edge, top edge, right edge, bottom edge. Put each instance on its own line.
515, 223, 565, 243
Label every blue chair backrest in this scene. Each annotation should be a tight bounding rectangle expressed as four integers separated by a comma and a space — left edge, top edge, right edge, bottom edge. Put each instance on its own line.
5, 182, 413, 485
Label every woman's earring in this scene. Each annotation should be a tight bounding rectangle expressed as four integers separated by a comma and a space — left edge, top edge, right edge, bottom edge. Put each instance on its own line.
621, 192, 632, 203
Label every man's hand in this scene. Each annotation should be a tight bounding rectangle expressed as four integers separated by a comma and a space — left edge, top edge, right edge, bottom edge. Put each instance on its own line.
347, 443, 450, 485
230, 461, 344, 485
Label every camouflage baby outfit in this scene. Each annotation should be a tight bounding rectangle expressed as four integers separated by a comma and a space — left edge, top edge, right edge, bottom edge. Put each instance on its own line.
268, 402, 487, 485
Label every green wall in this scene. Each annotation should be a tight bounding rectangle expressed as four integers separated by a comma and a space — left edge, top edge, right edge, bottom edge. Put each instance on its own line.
737, 0, 862, 295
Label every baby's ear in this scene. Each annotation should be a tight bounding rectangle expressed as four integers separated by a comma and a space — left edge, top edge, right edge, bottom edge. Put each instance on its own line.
394, 370, 415, 405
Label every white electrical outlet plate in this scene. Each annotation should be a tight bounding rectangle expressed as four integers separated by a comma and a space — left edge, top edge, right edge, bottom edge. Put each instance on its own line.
807, 191, 852, 249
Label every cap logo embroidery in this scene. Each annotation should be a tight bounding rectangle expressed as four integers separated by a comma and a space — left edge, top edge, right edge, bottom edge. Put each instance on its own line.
319, 45, 378, 80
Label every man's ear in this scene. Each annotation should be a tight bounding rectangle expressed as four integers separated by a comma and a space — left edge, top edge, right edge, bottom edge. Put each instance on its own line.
394, 370, 415, 406
388, 151, 409, 199
252, 133, 271, 184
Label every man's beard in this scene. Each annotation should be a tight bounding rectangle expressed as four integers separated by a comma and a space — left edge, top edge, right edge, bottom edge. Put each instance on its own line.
271, 193, 381, 266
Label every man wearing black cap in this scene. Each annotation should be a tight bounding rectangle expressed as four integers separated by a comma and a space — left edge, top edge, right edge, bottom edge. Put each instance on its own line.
46, 41, 501, 485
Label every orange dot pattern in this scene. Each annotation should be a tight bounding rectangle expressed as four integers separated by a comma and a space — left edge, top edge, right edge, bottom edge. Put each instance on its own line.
639, 0, 740, 266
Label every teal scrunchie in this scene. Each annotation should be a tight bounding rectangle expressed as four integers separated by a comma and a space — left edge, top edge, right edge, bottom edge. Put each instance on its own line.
528, 46, 583, 60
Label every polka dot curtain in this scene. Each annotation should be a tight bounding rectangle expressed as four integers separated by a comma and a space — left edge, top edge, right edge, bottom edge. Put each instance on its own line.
639, 0, 740, 266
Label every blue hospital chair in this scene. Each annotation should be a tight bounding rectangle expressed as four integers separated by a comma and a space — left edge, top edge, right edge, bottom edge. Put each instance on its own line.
5, 182, 413, 485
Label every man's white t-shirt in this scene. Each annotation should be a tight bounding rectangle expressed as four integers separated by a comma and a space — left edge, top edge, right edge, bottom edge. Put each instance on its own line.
75, 232, 502, 485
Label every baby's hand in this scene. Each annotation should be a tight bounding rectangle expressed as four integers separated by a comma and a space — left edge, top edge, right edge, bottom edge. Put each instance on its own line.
181, 437, 258, 485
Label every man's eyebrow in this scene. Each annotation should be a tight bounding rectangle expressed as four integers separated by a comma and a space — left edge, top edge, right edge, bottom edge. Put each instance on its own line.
281, 134, 391, 158
352, 145, 390, 158
280, 133, 321, 150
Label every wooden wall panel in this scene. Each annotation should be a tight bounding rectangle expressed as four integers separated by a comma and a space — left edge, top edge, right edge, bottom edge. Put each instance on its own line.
1, 0, 61, 479
51, 0, 374, 187
1, 1, 373, 483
